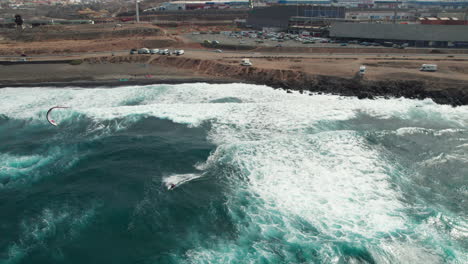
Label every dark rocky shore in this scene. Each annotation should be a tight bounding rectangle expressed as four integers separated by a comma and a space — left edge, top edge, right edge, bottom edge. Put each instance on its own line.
264, 75, 468, 106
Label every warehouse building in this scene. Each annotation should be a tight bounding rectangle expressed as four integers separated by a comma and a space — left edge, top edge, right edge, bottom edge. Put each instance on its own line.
247, 5, 345, 30
330, 22, 468, 47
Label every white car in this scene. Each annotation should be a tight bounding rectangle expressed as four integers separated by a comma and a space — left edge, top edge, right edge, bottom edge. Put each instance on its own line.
214, 49, 223, 53
420, 64, 437, 72
175, 50, 184, 55
241, 58, 252, 66
158, 49, 169, 55
150, 49, 159, 54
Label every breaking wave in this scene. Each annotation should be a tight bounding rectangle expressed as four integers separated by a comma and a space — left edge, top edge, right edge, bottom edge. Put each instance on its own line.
0, 83, 466, 263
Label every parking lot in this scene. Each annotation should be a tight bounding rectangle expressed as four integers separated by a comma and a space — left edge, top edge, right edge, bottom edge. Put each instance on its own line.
184, 31, 398, 49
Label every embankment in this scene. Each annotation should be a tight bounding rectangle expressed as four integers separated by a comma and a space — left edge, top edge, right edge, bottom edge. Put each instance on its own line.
1, 26, 163, 42
85, 55, 467, 106
4, 55, 464, 105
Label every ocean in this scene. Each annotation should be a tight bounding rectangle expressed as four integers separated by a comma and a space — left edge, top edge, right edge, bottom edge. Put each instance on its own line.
0, 83, 466, 264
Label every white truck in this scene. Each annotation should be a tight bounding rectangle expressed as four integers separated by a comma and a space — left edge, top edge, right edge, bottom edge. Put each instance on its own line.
420, 64, 438, 72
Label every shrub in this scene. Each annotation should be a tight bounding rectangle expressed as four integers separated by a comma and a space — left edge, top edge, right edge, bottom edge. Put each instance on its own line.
69, 59, 83, 65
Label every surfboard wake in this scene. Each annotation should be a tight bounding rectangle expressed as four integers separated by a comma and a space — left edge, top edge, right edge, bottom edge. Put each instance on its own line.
163, 173, 203, 190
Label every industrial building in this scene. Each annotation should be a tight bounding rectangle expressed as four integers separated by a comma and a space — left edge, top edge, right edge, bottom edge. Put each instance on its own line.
247, 5, 345, 30
406, 0, 468, 9
345, 9, 416, 21
155, 1, 250, 11
330, 22, 468, 47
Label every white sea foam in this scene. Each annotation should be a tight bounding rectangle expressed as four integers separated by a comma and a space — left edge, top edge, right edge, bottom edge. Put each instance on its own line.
1, 83, 467, 262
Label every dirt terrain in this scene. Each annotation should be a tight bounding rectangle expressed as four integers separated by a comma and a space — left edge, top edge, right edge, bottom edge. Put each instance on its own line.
0, 24, 178, 55
1, 24, 467, 105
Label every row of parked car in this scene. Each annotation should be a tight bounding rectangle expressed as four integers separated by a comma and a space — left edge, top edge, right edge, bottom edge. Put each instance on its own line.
198, 31, 413, 49
130, 48, 185, 56
337, 40, 410, 48
226, 31, 329, 45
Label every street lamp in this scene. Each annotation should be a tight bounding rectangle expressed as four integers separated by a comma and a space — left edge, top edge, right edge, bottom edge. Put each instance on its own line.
136, 0, 140, 23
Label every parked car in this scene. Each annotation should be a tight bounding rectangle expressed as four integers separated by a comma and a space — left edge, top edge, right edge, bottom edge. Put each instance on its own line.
382, 42, 394, 47
138, 48, 150, 54
158, 49, 169, 55
420, 64, 437, 72
340, 43, 348, 46
130, 48, 137, 55
241, 58, 252, 66
150, 49, 159, 54
214, 49, 223, 53
359, 65, 366, 75
175, 49, 184, 56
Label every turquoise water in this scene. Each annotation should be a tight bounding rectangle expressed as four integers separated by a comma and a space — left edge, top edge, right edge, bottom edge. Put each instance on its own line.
0, 83, 466, 263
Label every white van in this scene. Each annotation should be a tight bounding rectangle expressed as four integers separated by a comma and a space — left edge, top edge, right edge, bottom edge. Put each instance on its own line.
241, 58, 252, 66
420, 64, 437, 72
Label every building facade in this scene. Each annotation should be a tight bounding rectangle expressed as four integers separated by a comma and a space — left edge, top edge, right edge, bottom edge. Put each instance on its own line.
330, 22, 468, 47
345, 9, 416, 21
247, 5, 345, 29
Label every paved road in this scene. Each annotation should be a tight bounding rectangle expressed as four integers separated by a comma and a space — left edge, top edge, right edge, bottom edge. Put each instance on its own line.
2, 48, 468, 61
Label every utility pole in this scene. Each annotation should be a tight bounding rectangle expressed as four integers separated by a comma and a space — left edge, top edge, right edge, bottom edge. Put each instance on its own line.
464, 7, 467, 24
393, 0, 399, 24
135, 0, 140, 23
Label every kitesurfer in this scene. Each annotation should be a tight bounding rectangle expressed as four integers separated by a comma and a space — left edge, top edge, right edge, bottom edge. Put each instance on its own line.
169, 183, 176, 190
46, 106, 69, 126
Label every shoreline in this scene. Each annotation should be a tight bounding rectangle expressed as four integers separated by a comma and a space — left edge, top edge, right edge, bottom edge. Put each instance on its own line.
0, 78, 236, 89
1, 77, 466, 107
1, 55, 467, 106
